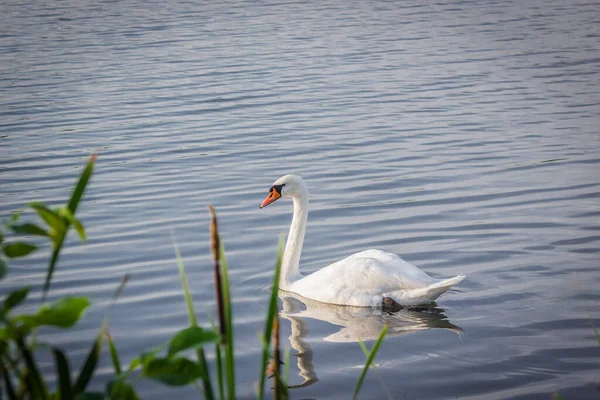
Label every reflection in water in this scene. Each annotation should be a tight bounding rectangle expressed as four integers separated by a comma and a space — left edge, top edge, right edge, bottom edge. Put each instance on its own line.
277, 292, 463, 389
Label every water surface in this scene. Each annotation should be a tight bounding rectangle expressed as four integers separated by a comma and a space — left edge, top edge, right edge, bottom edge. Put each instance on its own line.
1, 0, 599, 398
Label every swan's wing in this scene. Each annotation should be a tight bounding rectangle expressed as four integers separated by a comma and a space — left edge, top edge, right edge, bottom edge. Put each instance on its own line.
346, 249, 436, 286
290, 249, 437, 306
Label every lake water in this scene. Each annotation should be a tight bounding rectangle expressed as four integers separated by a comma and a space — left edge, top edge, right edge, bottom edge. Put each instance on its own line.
1, 0, 599, 398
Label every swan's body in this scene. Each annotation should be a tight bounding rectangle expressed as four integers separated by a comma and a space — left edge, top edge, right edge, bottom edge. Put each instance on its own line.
260, 174, 465, 307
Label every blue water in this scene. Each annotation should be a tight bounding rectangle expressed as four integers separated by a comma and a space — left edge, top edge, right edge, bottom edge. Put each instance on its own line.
1, 0, 599, 398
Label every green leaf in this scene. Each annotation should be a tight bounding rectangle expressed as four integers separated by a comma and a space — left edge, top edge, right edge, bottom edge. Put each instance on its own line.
143, 357, 203, 386
68, 154, 95, 215
167, 326, 220, 358
11, 211, 20, 223
0, 257, 6, 280
73, 325, 104, 394
128, 357, 141, 371
53, 347, 73, 400
3, 242, 37, 258
29, 202, 65, 233
10, 223, 49, 237
129, 346, 161, 372
107, 378, 139, 400
58, 207, 86, 242
4, 286, 30, 312
17, 297, 90, 329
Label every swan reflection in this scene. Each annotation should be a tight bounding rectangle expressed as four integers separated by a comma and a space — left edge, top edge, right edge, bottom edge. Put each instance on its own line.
276, 292, 462, 389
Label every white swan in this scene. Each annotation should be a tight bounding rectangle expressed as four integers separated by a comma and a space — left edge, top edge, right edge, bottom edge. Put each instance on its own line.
260, 174, 466, 308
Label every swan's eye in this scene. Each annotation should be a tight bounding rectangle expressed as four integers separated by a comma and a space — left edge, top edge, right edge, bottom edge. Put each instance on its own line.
272, 184, 284, 195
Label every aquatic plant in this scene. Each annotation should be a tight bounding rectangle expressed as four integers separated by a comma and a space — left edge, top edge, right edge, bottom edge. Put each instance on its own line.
0, 155, 103, 399
0, 156, 387, 400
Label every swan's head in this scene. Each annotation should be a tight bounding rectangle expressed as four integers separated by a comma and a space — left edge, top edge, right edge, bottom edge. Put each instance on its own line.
260, 174, 306, 209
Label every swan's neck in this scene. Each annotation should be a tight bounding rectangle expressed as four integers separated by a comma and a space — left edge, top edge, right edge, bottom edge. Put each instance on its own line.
280, 193, 308, 289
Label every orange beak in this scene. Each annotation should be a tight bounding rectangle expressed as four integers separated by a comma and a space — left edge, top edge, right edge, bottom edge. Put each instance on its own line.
260, 188, 281, 209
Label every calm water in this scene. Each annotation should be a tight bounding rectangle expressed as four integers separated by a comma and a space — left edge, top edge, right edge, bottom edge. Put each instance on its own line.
1, 0, 599, 398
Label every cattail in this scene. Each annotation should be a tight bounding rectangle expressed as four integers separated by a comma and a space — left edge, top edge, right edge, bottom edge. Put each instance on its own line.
208, 205, 226, 342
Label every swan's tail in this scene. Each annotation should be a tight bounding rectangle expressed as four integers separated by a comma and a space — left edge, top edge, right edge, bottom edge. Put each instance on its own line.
426, 274, 466, 301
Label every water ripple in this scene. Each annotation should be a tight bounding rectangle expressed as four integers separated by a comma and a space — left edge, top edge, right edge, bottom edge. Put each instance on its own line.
1, 0, 599, 398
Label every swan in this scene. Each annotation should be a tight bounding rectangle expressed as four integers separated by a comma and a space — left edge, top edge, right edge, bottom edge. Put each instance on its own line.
259, 174, 466, 308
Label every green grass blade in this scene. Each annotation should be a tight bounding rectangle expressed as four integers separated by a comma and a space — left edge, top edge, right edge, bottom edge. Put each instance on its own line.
272, 312, 288, 400
353, 324, 389, 400
0, 257, 6, 280
0, 357, 18, 400
207, 316, 225, 400
53, 347, 73, 400
357, 335, 393, 400
106, 331, 122, 375
215, 343, 225, 400
219, 244, 235, 400
273, 313, 280, 400
41, 154, 95, 301
1, 354, 23, 396
257, 235, 284, 400
100, 274, 129, 378
172, 235, 197, 326
194, 340, 214, 397
357, 337, 369, 357
171, 233, 214, 400
15, 336, 48, 399
73, 322, 105, 394
4, 285, 30, 312
43, 246, 62, 301
67, 154, 95, 214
